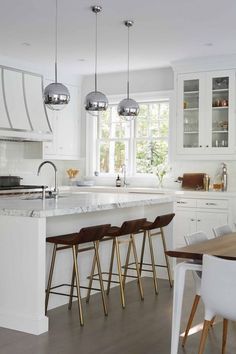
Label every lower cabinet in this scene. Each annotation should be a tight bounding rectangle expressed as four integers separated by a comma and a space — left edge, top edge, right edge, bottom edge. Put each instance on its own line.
174, 197, 229, 247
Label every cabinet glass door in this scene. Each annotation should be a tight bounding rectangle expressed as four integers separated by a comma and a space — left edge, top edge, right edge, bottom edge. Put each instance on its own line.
183, 79, 200, 148
211, 76, 229, 148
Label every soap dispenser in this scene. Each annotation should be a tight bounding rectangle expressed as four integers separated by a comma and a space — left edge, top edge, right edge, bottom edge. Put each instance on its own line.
116, 175, 121, 187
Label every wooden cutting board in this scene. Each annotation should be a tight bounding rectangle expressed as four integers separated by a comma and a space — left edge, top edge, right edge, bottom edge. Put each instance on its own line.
182, 173, 205, 190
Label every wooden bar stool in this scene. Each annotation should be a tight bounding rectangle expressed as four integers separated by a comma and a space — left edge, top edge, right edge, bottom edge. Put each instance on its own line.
103, 218, 147, 308
86, 218, 147, 309
45, 223, 111, 326
137, 213, 175, 294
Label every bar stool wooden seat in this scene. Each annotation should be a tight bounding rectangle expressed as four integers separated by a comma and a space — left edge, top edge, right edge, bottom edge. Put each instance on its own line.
136, 213, 175, 294
87, 218, 147, 309
45, 223, 111, 326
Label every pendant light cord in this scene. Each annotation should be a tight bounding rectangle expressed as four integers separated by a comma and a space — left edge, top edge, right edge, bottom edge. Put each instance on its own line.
127, 24, 130, 99
95, 11, 98, 92
55, 0, 58, 83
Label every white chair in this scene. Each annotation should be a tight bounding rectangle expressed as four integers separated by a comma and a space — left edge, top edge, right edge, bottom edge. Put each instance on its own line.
213, 224, 232, 238
198, 255, 236, 354
182, 231, 209, 347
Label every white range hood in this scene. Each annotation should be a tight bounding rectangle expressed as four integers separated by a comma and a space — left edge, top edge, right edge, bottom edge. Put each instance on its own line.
0, 65, 52, 141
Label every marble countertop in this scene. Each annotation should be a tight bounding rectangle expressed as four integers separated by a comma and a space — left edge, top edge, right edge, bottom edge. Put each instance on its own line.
0, 192, 173, 218
62, 185, 236, 198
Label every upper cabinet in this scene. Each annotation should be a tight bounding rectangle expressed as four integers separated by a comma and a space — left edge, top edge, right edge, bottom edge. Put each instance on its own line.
43, 83, 80, 160
176, 70, 235, 158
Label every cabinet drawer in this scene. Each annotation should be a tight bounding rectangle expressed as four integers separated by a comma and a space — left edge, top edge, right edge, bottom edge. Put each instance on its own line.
196, 199, 228, 210
175, 198, 197, 208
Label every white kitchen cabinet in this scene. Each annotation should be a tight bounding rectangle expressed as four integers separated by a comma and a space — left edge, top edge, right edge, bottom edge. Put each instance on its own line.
176, 70, 235, 157
43, 84, 80, 160
174, 197, 229, 247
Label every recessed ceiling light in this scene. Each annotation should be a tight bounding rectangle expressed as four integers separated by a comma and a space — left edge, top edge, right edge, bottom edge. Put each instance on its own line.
205, 42, 213, 47
22, 42, 31, 47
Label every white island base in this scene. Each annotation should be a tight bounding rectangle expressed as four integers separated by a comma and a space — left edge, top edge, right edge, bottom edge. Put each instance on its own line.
0, 193, 173, 334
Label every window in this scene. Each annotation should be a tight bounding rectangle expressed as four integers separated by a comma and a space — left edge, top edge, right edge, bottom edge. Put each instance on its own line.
96, 99, 169, 175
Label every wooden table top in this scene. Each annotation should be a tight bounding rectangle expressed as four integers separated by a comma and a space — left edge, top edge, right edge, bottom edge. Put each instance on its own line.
166, 233, 236, 261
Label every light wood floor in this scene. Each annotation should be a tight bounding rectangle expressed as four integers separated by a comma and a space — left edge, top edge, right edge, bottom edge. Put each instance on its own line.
0, 277, 235, 354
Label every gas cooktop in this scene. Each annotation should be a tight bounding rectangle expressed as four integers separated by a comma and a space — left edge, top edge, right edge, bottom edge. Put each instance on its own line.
0, 185, 46, 191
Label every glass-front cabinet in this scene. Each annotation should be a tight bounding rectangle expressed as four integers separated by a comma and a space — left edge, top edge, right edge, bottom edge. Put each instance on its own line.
177, 70, 235, 156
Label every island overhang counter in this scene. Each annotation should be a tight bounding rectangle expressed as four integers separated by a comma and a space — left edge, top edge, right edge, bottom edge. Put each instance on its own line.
0, 192, 173, 335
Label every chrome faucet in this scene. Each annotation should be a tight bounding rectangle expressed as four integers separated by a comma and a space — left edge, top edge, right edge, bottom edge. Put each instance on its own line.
37, 161, 58, 198
221, 162, 228, 192
122, 164, 129, 187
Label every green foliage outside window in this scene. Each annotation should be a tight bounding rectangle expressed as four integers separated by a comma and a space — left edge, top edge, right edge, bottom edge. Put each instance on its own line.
98, 101, 169, 174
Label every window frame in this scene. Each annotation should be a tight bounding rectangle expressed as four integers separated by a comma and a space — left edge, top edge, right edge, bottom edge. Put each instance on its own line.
85, 91, 174, 177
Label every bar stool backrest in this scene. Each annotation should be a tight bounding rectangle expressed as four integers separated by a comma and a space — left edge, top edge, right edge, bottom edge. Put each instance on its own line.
148, 213, 175, 230
77, 224, 111, 244
119, 218, 147, 236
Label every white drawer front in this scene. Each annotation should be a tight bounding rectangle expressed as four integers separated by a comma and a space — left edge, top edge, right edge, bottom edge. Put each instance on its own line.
175, 198, 197, 208
196, 199, 228, 210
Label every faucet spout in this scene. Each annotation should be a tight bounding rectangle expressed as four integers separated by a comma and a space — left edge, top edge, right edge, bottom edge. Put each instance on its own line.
37, 160, 58, 197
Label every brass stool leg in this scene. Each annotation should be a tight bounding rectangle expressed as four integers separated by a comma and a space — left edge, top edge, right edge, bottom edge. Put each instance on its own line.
68, 264, 75, 310
148, 231, 159, 295
115, 238, 126, 308
160, 227, 173, 288
72, 245, 84, 326
140, 231, 147, 275
86, 252, 96, 303
123, 238, 132, 289
45, 244, 57, 315
94, 241, 108, 316
68, 244, 78, 310
107, 239, 115, 295
131, 234, 144, 300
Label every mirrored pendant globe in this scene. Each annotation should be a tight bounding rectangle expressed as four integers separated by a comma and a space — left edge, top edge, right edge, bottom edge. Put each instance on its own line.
44, 82, 70, 111
117, 98, 139, 121
85, 91, 108, 113
85, 5, 108, 116
43, 0, 70, 111
118, 20, 139, 121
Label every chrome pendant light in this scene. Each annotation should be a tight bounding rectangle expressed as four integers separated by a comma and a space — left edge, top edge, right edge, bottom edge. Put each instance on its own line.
44, 0, 70, 110
118, 20, 139, 121
85, 6, 108, 115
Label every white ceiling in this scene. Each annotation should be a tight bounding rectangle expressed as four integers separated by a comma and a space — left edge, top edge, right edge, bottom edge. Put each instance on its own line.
1, 0, 236, 76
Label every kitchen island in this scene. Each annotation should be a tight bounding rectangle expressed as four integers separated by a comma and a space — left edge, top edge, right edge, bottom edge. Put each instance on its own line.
0, 192, 173, 335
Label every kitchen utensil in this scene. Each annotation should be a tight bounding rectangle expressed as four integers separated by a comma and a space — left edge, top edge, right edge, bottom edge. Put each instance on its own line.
179, 173, 206, 190
0, 176, 22, 187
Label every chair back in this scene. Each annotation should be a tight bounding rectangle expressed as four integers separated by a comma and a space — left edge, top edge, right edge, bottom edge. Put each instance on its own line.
148, 213, 175, 230
213, 224, 232, 238
185, 231, 208, 246
184, 231, 209, 280
77, 224, 111, 244
119, 218, 147, 235
201, 255, 236, 321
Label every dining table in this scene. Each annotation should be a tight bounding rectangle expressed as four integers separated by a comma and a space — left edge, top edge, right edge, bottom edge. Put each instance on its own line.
166, 233, 236, 354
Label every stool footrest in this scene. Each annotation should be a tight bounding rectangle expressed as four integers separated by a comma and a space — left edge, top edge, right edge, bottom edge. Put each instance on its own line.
47, 283, 102, 299
123, 261, 168, 269
87, 271, 139, 284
